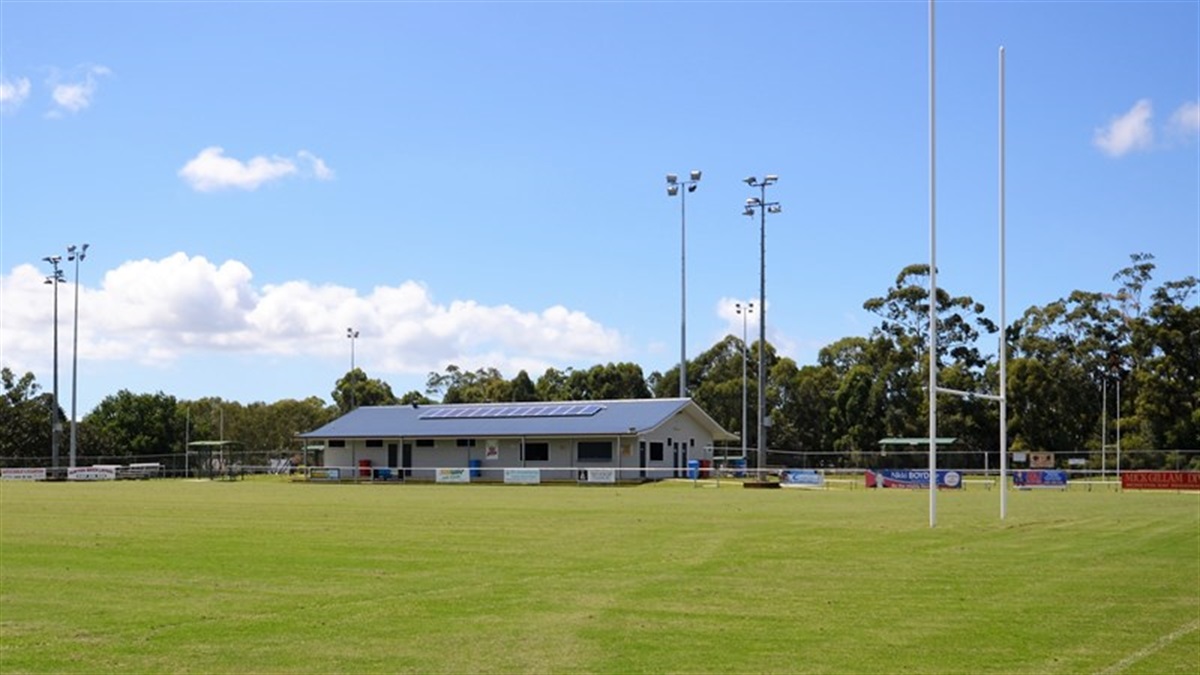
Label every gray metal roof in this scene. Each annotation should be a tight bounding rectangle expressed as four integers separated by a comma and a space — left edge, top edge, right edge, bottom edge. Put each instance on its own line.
299, 398, 738, 442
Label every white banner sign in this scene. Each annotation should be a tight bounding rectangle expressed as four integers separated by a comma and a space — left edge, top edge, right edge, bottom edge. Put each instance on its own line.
68, 466, 117, 481
1, 468, 47, 481
436, 468, 471, 484
580, 468, 616, 484
504, 468, 541, 484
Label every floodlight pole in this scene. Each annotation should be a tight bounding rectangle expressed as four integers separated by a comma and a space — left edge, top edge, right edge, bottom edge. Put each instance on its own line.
347, 328, 359, 409
44, 256, 65, 472
68, 243, 88, 469
667, 171, 702, 398
735, 302, 754, 460
743, 176, 780, 479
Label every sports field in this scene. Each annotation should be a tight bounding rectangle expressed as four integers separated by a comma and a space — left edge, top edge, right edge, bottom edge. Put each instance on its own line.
1, 479, 1196, 674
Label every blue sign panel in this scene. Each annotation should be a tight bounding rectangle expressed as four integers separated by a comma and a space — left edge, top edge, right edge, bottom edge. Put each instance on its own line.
867, 469, 963, 489
780, 470, 825, 487
1013, 470, 1068, 488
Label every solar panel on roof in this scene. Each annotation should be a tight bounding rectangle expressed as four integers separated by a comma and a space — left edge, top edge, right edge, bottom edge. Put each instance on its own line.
418, 403, 605, 420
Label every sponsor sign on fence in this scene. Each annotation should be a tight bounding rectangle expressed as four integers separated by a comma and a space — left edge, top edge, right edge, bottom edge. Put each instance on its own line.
780, 470, 825, 488
68, 466, 117, 481
578, 468, 616, 484
309, 468, 340, 481
1, 468, 47, 481
1121, 471, 1200, 491
1013, 470, 1069, 488
436, 468, 471, 484
504, 468, 541, 485
866, 469, 962, 489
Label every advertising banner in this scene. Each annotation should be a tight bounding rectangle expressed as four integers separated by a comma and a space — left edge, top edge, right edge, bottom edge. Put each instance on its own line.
866, 469, 962, 489
1121, 471, 1200, 491
309, 468, 340, 481
579, 468, 616, 484
504, 468, 541, 485
780, 470, 825, 488
1014, 470, 1068, 488
1, 468, 47, 481
436, 468, 471, 484
68, 466, 117, 481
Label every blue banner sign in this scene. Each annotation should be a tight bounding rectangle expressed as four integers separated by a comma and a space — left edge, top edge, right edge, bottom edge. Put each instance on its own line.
866, 469, 963, 489
1013, 470, 1068, 488
780, 470, 825, 488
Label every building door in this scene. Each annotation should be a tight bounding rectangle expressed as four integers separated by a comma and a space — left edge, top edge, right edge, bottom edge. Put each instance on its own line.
387, 444, 399, 470
402, 443, 413, 478
639, 441, 646, 480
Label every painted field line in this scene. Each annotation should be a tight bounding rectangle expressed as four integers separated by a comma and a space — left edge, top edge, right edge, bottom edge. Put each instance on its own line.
1096, 619, 1200, 675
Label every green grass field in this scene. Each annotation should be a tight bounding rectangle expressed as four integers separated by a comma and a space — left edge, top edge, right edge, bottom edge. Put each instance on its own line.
1, 479, 1197, 674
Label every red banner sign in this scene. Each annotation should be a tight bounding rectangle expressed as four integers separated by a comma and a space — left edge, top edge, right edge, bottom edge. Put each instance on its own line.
1120, 471, 1200, 491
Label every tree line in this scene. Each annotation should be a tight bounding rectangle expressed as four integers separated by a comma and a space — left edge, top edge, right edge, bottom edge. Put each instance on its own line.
2, 254, 1196, 468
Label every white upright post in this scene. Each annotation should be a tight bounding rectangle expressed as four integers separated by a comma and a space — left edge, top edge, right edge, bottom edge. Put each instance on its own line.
1102, 380, 1108, 479
1116, 379, 1122, 481
999, 45, 1008, 520
928, 0, 939, 527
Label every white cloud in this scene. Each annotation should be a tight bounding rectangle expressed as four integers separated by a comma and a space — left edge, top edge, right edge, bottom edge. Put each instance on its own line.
298, 150, 335, 181
1168, 100, 1200, 139
1094, 99, 1154, 157
0, 253, 623, 380
47, 65, 111, 115
0, 76, 31, 111
179, 147, 334, 191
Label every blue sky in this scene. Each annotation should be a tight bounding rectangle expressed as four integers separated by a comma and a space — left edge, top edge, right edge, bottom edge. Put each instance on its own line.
2, 1, 1197, 415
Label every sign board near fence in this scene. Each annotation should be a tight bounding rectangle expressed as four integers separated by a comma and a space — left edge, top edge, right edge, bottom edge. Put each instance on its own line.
866, 469, 962, 489
1013, 470, 1068, 488
1030, 452, 1055, 469
504, 468, 540, 484
436, 468, 471, 484
1121, 471, 1200, 491
2, 468, 47, 481
68, 466, 116, 481
780, 470, 825, 488
309, 468, 340, 481
579, 468, 616, 484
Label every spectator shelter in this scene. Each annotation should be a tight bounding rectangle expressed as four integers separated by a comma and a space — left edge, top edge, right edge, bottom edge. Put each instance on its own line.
298, 398, 738, 482
186, 440, 244, 479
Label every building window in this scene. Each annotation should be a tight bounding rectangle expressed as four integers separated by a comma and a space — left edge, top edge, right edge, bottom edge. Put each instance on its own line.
365, 439, 384, 448
328, 440, 346, 448
415, 439, 435, 447
524, 442, 549, 462
578, 441, 613, 463
650, 442, 664, 462
455, 439, 477, 447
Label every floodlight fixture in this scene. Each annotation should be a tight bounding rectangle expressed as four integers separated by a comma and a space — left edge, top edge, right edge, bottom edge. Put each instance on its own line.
764, 174, 779, 184
666, 173, 678, 184
768, 204, 782, 214
667, 184, 679, 196
743, 176, 755, 185
690, 170, 702, 181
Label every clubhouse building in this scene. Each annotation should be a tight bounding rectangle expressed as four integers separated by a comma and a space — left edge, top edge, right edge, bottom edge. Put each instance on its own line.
298, 398, 738, 482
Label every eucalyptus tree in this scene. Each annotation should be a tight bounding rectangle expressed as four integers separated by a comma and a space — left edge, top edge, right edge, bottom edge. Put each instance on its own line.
0, 368, 51, 460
